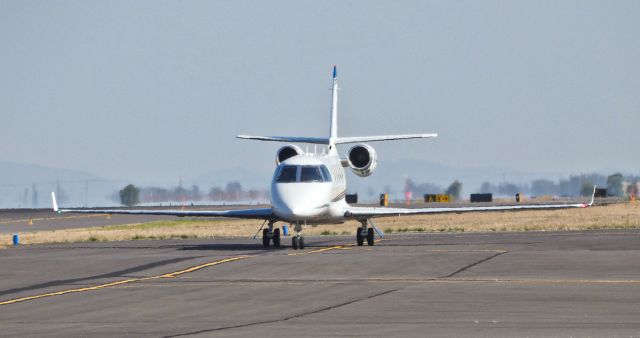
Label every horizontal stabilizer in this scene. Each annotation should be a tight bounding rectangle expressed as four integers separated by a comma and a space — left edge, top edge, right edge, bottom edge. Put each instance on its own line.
237, 135, 330, 144
237, 133, 437, 145
334, 133, 437, 144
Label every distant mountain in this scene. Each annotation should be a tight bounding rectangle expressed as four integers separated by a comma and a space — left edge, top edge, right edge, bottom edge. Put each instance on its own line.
0, 160, 102, 185
0, 160, 117, 208
1, 158, 619, 208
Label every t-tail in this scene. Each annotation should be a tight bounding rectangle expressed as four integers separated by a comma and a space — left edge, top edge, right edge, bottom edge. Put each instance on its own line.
237, 66, 438, 145
330, 65, 338, 144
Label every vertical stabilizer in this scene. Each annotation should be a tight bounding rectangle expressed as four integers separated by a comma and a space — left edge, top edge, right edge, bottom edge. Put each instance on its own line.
237, 66, 437, 147
329, 65, 338, 144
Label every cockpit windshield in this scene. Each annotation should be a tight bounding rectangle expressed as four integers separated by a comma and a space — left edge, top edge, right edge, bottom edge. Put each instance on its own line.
320, 166, 332, 182
300, 166, 324, 183
275, 165, 297, 183
275, 165, 332, 183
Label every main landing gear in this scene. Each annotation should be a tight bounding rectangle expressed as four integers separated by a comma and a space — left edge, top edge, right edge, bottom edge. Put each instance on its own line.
291, 223, 305, 250
262, 221, 281, 248
356, 219, 375, 246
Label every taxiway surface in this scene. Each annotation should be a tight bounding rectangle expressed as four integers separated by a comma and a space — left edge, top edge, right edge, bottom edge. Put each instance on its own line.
1, 230, 640, 337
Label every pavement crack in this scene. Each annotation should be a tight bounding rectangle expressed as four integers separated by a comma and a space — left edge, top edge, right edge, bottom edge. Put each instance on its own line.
440, 251, 508, 278
163, 289, 399, 337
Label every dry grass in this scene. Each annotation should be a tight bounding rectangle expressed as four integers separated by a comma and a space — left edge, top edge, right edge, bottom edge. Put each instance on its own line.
375, 202, 640, 233
1, 202, 639, 248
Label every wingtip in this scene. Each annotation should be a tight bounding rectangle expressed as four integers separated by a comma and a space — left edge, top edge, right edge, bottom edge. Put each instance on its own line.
332, 65, 337, 78
589, 185, 597, 206
51, 191, 59, 212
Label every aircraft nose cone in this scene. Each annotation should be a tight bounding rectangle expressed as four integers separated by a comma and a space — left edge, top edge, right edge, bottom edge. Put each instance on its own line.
271, 181, 332, 221
283, 202, 310, 218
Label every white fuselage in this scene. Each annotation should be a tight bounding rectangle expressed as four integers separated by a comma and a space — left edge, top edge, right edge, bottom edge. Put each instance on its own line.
270, 151, 349, 224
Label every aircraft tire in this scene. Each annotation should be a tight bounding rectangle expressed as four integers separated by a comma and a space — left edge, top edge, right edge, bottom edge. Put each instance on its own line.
299, 236, 305, 249
262, 229, 270, 247
273, 228, 281, 248
366, 228, 375, 246
356, 227, 364, 246
292, 236, 299, 250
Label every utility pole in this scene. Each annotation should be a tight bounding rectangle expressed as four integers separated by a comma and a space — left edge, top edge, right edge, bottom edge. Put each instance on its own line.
31, 183, 38, 208
85, 180, 89, 207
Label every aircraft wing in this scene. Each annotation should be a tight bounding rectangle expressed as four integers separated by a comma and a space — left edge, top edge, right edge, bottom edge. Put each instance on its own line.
344, 188, 595, 219
51, 193, 273, 219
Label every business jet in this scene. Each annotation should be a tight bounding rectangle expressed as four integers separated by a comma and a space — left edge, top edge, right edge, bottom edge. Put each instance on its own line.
51, 66, 594, 250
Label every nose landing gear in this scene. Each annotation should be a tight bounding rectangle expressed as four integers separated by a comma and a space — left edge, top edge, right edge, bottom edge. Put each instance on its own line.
291, 223, 305, 250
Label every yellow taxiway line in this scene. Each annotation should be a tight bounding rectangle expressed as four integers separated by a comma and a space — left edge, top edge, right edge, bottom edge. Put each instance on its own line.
5, 236, 636, 307
442, 277, 640, 285
287, 244, 353, 256
286, 238, 385, 256
0, 240, 363, 306
0, 255, 250, 306
4, 237, 513, 306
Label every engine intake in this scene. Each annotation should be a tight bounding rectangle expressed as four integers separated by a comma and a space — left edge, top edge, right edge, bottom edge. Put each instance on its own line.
347, 144, 377, 177
276, 145, 303, 165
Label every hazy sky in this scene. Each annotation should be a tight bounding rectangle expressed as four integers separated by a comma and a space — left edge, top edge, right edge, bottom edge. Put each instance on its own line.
1, 0, 638, 183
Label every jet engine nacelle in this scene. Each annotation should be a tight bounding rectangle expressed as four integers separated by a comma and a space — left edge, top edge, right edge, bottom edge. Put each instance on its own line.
276, 145, 303, 165
347, 144, 378, 177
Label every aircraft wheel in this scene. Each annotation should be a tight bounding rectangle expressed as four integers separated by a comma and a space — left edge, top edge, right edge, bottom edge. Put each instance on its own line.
366, 228, 375, 246
262, 229, 270, 248
299, 236, 305, 249
273, 228, 281, 248
292, 236, 299, 250
356, 227, 364, 246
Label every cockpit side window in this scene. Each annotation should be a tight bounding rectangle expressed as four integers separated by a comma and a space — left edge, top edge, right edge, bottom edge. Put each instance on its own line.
320, 165, 332, 182
300, 165, 325, 183
275, 165, 298, 183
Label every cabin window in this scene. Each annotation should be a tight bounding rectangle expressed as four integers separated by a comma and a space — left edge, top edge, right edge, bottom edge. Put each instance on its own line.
275, 165, 298, 183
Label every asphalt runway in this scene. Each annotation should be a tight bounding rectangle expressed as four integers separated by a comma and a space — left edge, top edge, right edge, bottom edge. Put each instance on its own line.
0, 230, 640, 337
1, 230, 640, 337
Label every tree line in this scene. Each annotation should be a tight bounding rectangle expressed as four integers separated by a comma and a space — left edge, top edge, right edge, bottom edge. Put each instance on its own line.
115, 172, 638, 206
404, 179, 463, 200
403, 172, 638, 204
116, 181, 269, 206
479, 173, 637, 197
